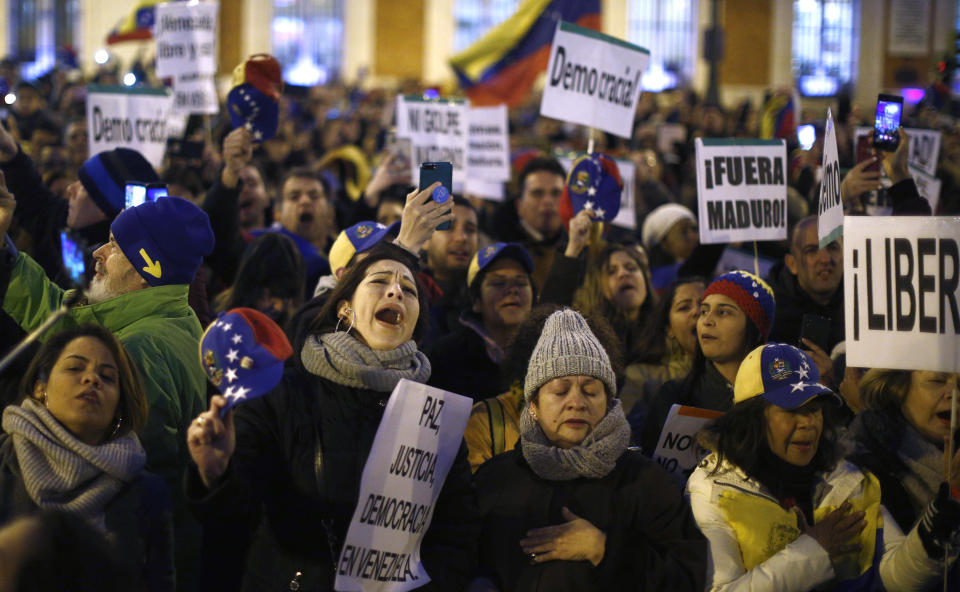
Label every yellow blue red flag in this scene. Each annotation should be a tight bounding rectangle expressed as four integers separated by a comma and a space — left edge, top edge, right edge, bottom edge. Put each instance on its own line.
450, 0, 601, 107
107, 0, 165, 45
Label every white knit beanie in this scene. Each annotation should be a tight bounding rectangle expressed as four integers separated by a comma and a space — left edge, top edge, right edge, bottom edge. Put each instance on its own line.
641, 203, 696, 250
523, 309, 617, 403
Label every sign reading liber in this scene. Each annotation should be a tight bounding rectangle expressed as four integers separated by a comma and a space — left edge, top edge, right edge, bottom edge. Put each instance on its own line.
432, 185, 450, 204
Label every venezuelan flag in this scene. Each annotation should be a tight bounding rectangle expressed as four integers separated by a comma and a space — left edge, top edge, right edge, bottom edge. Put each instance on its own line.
760, 91, 798, 140
450, 0, 601, 107
107, 0, 165, 45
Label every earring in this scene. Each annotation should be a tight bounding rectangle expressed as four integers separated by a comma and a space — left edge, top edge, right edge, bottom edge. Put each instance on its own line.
529, 407, 537, 421
108, 413, 123, 440
335, 307, 356, 334
39, 392, 47, 407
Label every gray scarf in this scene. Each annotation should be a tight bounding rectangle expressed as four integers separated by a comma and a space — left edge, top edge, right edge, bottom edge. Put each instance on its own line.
519, 399, 631, 480
895, 421, 943, 517
301, 332, 431, 392
1, 399, 145, 530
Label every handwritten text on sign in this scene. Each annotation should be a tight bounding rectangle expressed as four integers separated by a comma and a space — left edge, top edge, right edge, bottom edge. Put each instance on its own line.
844, 216, 960, 372
467, 105, 510, 182
540, 21, 649, 139
86, 85, 173, 170
396, 96, 468, 186
653, 405, 723, 486
335, 379, 471, 592
696, 138, 788, 244
155, 1, 220, 115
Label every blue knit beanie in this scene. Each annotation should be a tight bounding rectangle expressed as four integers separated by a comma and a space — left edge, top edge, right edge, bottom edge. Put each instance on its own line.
78, 148, 159, 217
111, 197, 214, 287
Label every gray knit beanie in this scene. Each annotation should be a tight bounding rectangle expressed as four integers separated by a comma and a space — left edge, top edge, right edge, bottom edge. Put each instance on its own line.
523, 308, 617, 403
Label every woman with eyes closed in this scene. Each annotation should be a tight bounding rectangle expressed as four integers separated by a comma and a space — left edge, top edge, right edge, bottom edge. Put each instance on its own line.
187, 242, 478, 592
639, 271, 774, 455
469, 308, 707, 592
0, 324, 173, 591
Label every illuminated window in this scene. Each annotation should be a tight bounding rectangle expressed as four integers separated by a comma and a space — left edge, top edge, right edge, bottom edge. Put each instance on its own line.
454, 0, 519, 51
627, 0, 698, 92
9, 0, 79, 80
792, 0, 858, 97
272, 0, 344, 86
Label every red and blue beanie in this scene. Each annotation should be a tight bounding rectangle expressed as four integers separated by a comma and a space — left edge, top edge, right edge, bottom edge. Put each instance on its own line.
111, 196, 215, 287
200, 308, 293, 414
78, 148, 159, 217
702, 270, 776, 341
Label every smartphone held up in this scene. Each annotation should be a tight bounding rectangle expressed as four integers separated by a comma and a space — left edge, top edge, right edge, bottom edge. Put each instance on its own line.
872, 93, 903, 153
419, 162, 453, 231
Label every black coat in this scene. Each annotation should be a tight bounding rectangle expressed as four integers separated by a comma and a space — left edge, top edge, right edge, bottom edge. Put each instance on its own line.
474, 448, 707, 591
427, 323, 506, 402
766, 259, 845, 353
188, 368, 479, 591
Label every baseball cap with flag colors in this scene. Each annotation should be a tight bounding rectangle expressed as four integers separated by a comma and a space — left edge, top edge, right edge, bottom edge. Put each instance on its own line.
734, 343, 841, 409
467, 242, 534, 289
328, 220, 400, 275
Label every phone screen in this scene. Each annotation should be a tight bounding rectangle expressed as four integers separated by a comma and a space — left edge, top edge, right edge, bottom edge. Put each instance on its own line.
800, 313, 832, 352
873, 94, 903, 151
146, 185, 168, 201
797, 124, 816, 151
125, 184, 147, 209
419, 162, 453, 230
60, 230, 85, 285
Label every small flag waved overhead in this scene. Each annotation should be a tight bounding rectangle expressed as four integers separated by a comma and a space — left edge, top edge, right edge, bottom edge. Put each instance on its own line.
450, 0, 600, 107
107, 0, 166, 45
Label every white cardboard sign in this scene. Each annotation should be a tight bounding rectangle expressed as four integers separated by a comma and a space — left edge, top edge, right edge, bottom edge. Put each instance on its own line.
396, 96, 469, 186
155, 2, 220, 115
818, 109, 843, 248
910, 165, 942, 212
558, 154, 637, 229
854, 126, 942, 177
653, 405, 723, 485
467, 105, 510, 182
540, 21, 649, 139
86, 84, 174, 170
843, 216, 960, 372
463, 178, 505, 202
695, 138, 788, 244
335, 379, 472, 592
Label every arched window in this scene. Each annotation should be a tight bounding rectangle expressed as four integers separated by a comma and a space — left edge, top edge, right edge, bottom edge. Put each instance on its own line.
627, 0, 698, 92
453, 0, 519, 51
272, 0, 344, 86
792, 0, 858, 97
9, 0, 79, 80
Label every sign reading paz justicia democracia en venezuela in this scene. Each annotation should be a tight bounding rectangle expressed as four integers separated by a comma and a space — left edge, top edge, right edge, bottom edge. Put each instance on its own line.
844, 216, 960, 373
695, 138, 788, 245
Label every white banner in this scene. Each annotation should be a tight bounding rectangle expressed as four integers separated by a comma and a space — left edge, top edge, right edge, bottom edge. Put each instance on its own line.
695, 138, 788, 244
540, 21, 649, 139
155, 2, 220, 115
910, 165, 942, 212
467, 105, 510, 182
818, 109, 843, 248
396, 96, 469, 186
653, 405, 723, 485
86, 84, 174, 170
335, 379, 472, 592
464, 178, 505, 202
854, 126, 941, 177
843, 216, 960, 372
558, 154, 637, 229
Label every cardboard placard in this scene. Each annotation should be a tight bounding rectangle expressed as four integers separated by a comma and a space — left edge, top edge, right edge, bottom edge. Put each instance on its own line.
467, 105, 510, 182
335, 379, 472, 591
652, 405, 723, 484
396, 96, 469, 186
464, 178, 505, 202
695, 138, 788, 244
86, 84, 174, 170
540, 21, 649, 139
558, 154, 637, 229
843, 216, 960, 372
818, 108, 843, 248
155, 1, 219, 115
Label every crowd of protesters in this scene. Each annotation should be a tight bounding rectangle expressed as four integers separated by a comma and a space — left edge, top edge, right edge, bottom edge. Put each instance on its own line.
0, 55, 959, 592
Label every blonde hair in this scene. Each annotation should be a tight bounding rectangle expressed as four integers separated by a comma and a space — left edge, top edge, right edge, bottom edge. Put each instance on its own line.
858, 368, 912, 410
572, 243, 655, 323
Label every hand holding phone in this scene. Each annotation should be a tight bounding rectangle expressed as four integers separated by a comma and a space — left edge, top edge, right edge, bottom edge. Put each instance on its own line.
873, 94, 903, 152
419, 162, 453, 231
800, 313, 832, 354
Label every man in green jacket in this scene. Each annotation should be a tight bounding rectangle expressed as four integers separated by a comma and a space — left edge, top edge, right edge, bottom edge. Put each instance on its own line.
0, 185, 214, 589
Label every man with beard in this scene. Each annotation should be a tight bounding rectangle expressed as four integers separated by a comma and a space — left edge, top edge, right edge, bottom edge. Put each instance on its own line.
766, 216, 843, 382
0, 191, 213, 591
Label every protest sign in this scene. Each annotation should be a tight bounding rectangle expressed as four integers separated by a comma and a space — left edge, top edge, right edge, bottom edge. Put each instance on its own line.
86, 84, 173, 170
335, 379, 471, 592
540, 21, 649, 139
467, 105, 510, 182
464, 178, 505, 202
854, 126, 941, 177
155, 1, 219, 115
653, 405, 723, 485
910, 165, 942, 212
657, 123, 687, 157
396, 96, 469, 186
843, 216, 960, 372
695, 138, 788, 244
558, 154, 636, 229
818, 109, 843, 248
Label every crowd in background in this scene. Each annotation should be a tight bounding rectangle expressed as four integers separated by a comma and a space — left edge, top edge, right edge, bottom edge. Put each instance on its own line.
0, 55, 959, 592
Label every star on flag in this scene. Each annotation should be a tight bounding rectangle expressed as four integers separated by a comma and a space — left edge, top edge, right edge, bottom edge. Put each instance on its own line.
231, 334, 243, 345
224, 368, 238, 383
790, 381, 808, 392
225, 348, 239, 363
